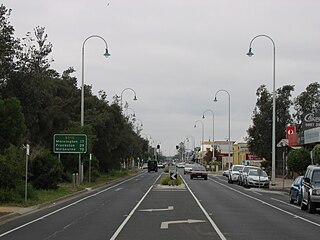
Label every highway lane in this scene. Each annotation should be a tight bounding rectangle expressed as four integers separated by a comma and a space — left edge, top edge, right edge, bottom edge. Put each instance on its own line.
182, 172, 320, 240
0, 171, 162, 240
113, 177, 222, 240
1, 169, 320, 240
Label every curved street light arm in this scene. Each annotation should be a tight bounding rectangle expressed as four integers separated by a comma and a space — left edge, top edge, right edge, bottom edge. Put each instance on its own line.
202, 109, 215, 142
81, 35, 110, 126
214, 89, 231, 169
120, 87, 138, 110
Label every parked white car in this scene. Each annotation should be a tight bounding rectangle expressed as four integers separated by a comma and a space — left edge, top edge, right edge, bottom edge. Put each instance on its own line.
244, 169, 269, 188
228, 165, 244, 183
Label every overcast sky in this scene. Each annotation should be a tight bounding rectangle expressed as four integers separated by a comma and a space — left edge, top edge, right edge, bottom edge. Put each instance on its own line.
2, 0, 320, 156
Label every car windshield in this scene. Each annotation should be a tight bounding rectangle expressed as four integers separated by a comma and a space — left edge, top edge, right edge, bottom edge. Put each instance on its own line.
233, 166, 243, 171
248, 169, 266, 177
311, 170, 320, 183
193, 165, 206, 171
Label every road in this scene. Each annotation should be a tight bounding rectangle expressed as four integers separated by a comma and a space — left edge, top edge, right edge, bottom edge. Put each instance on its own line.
0, 169, 319, 240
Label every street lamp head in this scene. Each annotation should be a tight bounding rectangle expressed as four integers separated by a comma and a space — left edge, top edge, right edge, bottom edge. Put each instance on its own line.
202, 115, 205, 119
213, 97, 218, 102
194, 124, 196, 128
246, 48, 254, 57
133, 95, 137, 101
103, 48, 111, 58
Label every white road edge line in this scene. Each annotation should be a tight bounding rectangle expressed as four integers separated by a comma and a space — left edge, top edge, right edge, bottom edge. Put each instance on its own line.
109, 174, 162, 240
270, 198, 300, 209
0, 172, 147, 238
209, 177, 320, 228
182, 177, 227, 240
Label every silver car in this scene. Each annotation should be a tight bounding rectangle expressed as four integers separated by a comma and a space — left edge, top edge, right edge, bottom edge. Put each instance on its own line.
301, 165, 320, 213
228, 165, 244, 183
244, 169, 269, 188
239, 165, 260, 186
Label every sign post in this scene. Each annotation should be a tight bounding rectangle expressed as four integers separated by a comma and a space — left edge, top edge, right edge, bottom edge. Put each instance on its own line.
53, 134, 87, 185
53, 134, 87, 154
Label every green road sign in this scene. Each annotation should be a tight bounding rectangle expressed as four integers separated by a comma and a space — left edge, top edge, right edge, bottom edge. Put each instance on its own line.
53, 134, 87, 153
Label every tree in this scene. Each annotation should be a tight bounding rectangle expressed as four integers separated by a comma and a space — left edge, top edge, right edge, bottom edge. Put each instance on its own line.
287, 148, 310, 175
0, 97, 26, 152
246, 85, 294, 162
0, 145, 25, 203
293, 82, 320, 130
0, 4, 20, 97
311, 144, 320, 164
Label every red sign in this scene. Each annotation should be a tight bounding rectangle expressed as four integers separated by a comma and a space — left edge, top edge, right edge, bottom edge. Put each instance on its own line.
246, 154, 262, 161
286, 126, 298, 146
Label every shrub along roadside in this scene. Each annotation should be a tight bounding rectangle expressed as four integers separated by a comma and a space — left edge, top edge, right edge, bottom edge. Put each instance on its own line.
0, 169, 139, 207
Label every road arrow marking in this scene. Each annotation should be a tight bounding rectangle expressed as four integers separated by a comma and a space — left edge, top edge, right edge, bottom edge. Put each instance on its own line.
160, 219, 206, 229
139, 206, 174, 212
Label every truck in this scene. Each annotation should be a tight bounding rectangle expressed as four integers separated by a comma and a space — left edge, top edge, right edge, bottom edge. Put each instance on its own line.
148, 160, 158, 172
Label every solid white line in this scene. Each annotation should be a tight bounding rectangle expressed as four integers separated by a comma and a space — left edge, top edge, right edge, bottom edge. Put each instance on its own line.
109, 174, 162, 240
0, 172, 147, 238
209, 178, 320, 228
270, 198, 300, 209
182, 177, 227, 240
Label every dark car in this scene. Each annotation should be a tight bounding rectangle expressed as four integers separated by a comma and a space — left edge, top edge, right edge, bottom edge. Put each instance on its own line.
289, 176, 303, 205
190, 165, 208, 180
148, 160, 158, 172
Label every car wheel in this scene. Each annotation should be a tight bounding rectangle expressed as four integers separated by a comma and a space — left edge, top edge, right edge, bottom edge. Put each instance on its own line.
301, 200, 308, 210
190, 175, 193, 180
307, 197, 316, 213
204, 176, 208, 180
289, 197, 294, 204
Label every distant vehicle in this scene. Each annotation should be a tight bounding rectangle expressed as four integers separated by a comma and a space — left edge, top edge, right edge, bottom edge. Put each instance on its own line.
223, 169, 230, 177
157, 162, 165, 168
244, 169, 269, 188
289, 176, 303, 205
148, 160, 158, 172
238, 165, 260, 186
142, 163, 148, 169
190, 165, 208, 180
228, 165, 244, 183
184, 163, 194, 174
301, 165, 320, 213
176, 162, 186, 168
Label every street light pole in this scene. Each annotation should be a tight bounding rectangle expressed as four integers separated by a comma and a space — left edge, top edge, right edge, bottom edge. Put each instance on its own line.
202, 109, 215, 142
194, 120, 204, 163
81, 35, 110, 127
80, 35, 110, 184
246, 34, 276, 185
120, 88, 138, 111
214, 89, 231, 169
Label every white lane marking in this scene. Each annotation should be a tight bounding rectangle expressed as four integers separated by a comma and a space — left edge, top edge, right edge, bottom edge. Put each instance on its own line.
182, 177, 227, 240
0, 172, 147, 238
209, 178, 320, 228
270, 198, 300, 209
109, 174, 162, 240
139, 206, 174, 212
115, 188, 123, 191
160, 219, 206, 229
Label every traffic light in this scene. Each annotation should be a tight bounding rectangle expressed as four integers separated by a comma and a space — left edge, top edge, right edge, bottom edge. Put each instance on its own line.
157, 144, 160, 149
176, 145, 179, 150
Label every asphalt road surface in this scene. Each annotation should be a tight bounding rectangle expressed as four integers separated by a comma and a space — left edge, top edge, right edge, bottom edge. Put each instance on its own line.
0, 169, 319, 240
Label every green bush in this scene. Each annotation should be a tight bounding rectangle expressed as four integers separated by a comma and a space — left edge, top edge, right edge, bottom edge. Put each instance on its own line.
29, 148, 63, 190
160, 175, 182, 186
287, 148, 311, 175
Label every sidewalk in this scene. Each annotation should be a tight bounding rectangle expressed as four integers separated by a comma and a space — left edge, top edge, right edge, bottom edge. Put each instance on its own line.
269, 177, 293, 192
